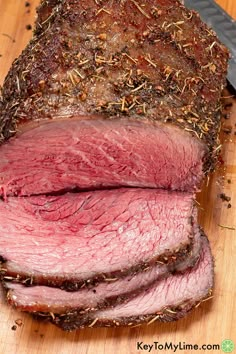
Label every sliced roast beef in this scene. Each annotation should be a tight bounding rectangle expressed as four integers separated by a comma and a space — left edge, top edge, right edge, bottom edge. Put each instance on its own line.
0, 119, 206, 197
0, 0, 228, 331
23, 234, 213, 331
0, 0, 229, 196
4, 225, 201, 314
0, 188, 195, 288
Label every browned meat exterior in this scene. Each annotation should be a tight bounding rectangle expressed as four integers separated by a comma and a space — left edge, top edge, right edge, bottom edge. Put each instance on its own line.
0, 0, 228, 175
18, 234, 212, 331
36, 0, 61, 29
0, 189, 195, 288
4, 226, 201, 314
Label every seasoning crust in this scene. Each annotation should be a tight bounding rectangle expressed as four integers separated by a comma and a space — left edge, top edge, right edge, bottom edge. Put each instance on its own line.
0, 0, 229, 172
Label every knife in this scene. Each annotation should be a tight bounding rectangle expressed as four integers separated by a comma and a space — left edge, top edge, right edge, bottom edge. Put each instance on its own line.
184, 0, 236, 90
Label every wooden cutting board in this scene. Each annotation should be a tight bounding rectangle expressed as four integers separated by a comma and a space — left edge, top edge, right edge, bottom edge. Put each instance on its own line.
0, 1, 235, 353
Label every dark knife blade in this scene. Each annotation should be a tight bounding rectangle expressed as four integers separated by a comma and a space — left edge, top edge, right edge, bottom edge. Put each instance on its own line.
184, 0, 236, 90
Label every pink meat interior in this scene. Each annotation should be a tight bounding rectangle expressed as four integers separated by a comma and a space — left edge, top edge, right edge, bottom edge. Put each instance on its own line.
94, 236, 213, 319
0, 188, 193, 281
0, 118, 205, 196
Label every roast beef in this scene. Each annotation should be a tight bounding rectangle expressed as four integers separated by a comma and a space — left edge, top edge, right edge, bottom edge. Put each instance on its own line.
0, 119, 206, 197
79, 235, 213, 331
0, 0, 229, 330
4, 226, 201, 314
11, 234, 212, 331
0, 188, 195, 288
0, 0, 229, 196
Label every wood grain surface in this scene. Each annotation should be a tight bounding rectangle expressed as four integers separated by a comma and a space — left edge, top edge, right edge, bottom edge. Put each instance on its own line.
0, 1, 235, 354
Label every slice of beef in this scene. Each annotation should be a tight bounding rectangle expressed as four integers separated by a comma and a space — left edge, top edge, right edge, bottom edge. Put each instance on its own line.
0, 119, 206, 197
0, 188, 195, 288
4, 225, 201, 314
36, 234, 212, 331
0, 0, 229, 196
